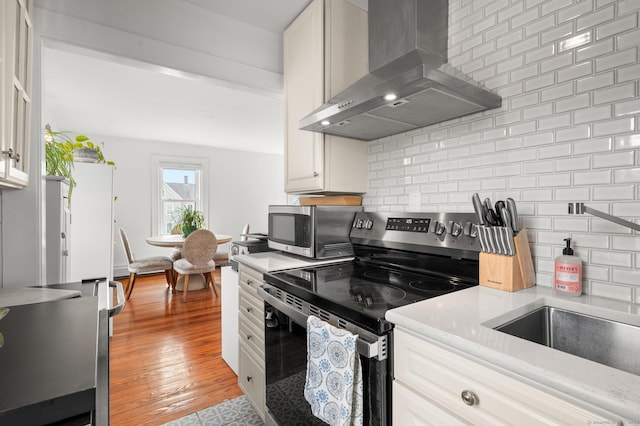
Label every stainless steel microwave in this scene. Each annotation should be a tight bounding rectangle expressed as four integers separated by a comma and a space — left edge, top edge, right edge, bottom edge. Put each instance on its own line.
268, 205, 363, 259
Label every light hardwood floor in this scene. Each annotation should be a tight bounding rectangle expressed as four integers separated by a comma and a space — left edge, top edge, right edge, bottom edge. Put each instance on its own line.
110, 270, 242, 425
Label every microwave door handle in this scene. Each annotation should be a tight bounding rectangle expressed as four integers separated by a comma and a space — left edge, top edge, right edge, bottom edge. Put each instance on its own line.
257, 284, 385, 360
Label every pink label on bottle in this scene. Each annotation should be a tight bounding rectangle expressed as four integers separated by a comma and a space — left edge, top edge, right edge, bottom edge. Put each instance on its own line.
555, 263, 582, 293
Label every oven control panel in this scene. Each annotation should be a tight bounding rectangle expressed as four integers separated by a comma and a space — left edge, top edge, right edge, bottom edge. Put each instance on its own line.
351, 212, 480, 258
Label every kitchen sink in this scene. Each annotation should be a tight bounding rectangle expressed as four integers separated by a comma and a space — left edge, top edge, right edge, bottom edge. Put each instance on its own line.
494, 306, 640, 376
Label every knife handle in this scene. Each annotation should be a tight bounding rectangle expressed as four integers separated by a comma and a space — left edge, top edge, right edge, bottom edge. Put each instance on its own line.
472, 193, 485, 225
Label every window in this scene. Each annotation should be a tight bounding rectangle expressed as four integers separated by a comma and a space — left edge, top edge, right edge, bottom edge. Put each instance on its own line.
152, 155, 208, 235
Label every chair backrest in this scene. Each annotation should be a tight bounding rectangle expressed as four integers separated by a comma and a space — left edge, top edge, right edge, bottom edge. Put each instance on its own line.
240, 223, 250, 242
183, 229, 218, 267
119, 228, 135, 265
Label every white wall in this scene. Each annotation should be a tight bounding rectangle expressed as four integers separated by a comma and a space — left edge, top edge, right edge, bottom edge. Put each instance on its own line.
365, 0, 640, 303
0, 3, 288, 286
89, 135, 285, 277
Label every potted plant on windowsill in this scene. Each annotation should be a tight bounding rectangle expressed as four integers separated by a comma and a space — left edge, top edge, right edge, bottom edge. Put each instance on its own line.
44, 124, 115, 199
173, 206, 205, 237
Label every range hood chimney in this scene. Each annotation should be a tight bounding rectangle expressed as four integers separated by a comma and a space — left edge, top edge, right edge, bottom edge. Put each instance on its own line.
299, 0, 502, 141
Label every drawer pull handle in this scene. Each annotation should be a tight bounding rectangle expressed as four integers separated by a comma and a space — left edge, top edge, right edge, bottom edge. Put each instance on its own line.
246, 307, 252, 313
247, 279, 253, 286
247, 376, 252, 382
461, 390, 478, 406
247, 335, 252, 340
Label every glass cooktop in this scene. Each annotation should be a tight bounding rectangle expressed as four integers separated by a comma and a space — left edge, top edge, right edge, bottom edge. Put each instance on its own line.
264, 259, 477, 334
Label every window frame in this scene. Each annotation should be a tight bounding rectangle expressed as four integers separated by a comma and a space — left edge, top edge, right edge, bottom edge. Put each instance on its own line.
151, 154, 209, 236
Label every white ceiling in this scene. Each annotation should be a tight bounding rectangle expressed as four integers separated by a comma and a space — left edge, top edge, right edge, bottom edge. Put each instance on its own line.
42, 1, 313, 155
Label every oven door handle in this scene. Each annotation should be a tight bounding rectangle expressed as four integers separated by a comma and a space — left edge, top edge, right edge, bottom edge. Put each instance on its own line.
257, 284, 308, 328
258, 284, 387, 360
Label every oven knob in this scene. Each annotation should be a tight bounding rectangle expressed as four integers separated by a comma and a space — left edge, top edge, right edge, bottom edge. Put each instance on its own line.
464, 222, 478, 237
434, 221, 446, 235
365, 219, 374, 230
449, 221, 462, 237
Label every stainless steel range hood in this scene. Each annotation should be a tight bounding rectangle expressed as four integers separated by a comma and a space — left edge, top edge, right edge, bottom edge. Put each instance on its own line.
299, 0, 502, 141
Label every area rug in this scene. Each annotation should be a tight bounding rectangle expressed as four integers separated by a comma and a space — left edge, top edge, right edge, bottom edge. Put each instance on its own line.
161, 395, 264, 426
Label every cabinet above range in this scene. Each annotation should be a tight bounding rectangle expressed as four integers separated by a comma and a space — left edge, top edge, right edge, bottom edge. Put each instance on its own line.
283, 0, 368, 194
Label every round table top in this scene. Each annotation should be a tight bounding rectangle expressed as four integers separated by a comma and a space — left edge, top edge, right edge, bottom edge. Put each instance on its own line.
146, 233, 232, 247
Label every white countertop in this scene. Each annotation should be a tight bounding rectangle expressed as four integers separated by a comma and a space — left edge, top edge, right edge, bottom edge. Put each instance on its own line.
386, 285, 640, 421
234, 251, 353, 274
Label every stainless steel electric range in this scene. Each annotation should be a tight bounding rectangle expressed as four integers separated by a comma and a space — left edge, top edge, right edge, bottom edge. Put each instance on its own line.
259, 211, 481, 425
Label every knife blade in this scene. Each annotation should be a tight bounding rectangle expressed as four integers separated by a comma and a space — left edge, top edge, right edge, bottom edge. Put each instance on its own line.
506, 198, 519, 233
472, 193, 485, 225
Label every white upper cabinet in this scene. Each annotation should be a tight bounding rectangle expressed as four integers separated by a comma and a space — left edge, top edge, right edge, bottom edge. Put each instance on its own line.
1, 0, 33, 188
283, 0, 368, 194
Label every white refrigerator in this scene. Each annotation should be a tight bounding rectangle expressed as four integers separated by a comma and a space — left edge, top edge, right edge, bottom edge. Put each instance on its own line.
46, 163, 115, 284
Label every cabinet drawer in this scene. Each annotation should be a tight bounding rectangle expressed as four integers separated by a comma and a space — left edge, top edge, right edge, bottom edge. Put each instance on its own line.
238, 346, 265, 420
394, 329, 618, 425
239, 319, 264, 359
393, 381, 466, 426
238, 272, 262, 298
239, 288, 264, 329
239, 264, 263, 285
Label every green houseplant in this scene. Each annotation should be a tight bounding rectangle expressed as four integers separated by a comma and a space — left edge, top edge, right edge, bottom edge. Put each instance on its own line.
173, 206, 205, 237
44, 124, 115, 199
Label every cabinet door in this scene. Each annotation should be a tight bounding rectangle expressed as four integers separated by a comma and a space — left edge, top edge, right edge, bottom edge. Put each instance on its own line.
1, 0, 32, 188
283, 0, 325, 193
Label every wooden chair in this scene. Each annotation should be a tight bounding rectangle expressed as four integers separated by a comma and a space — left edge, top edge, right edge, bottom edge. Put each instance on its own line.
119, 228, 174, 300
173, 229, 218, 300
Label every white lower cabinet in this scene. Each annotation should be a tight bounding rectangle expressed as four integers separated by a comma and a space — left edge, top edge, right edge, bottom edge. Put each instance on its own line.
393, 329, 619, 425
237, 264, 265, 420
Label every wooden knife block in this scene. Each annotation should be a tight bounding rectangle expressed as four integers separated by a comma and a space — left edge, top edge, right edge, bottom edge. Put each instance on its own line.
479, 228, 536, 292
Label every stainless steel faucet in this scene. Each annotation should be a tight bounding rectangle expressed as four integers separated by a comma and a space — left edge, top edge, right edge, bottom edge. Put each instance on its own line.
568, 202, 640, 232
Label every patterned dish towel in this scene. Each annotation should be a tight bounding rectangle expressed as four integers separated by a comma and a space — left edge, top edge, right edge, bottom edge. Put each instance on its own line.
304, 315, 363, 426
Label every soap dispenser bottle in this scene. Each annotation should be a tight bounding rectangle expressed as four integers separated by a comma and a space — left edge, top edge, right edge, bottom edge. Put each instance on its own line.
554, 238, 582, 296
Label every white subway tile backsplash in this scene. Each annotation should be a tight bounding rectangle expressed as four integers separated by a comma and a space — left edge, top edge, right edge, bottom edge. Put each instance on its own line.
618, 0, 640, 15
537, 113, 572, 130
593, 185, 635, 200
614, 134, 640, 150
615, 99, 640, 117
509, 175, 537, 188
576, 5, 615, 31
574, 105, 612, 124
365, 0, 640, 301
614, 167, 640, 183
596, 12, 638, 40
557, 61, 593, 83
593, 83, 635, 105
522, 189, 554, 201
573, 137, 612, 154
575, 39, 614, 62
523, 131, 554, 147
617, 28, 640, 50
541, 82, 574, 102
592, 117, 636, 136
576, 71, 614, 93
559, 1, 595, 24
556, 124, 591, 142
595, 48, 638, 72
591, 250, 633, 267
525, 73, 555, 91
593, 151, 635, 168
524, 103, 553, 120
555, 186, 591, 200
573, 169, 612, 185
555, 156, 591, 171
539, 173, 571, 187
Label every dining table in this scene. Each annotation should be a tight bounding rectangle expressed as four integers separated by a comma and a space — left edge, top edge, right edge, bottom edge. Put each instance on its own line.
146, 233, 232, 291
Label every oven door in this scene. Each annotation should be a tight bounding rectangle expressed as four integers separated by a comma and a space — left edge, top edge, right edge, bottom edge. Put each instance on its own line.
258, 284, 390, 426
267, 205, 313, 257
